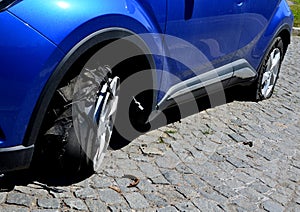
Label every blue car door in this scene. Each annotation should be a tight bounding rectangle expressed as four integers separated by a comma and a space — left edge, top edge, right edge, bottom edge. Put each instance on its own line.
161, 0, 245, 93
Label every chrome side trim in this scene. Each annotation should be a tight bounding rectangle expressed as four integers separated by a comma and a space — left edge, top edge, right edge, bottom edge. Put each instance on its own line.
157, 59, 256, 108
231, 59, 257, 79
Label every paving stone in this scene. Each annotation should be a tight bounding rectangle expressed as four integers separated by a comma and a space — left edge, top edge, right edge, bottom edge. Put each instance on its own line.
85, 199, 107, 212
250, 181, 271, 194
157, 206, 178, 212
138, 162, 162, 178
174, 201, 198, 211
108, 204, 131, 212
150, 175, 170, 185
0, 192, 7, 204
136, 179, 155, 192
14, 186, 49, 197
140, 144, 164, 156
238, 187, 266, 202
102, 166, 125, 178
209, 153, 226, 162
200, 174, 223, 188
175, 185, 199, 199
226, 156, 251, 168
74, 187, 97, 199
31, 210, 59, 212
213, 184, 238, 198
115, 159, 140, 172
98, 189, 124, 205
0, 205, 29, 212
228, 133, 246, 143
198, 187, 227, 203
192, 198, 223, 212
155, 150, 181, 169
175, 163, 193, 174
161, 170, 183, 185
63, 198, 88, 210
261, 200, 285, 212
269, 191, 291, 206
6, 192, 35, 207
37, 198, 60, 209
230, 196, 259, 211
144, 193, 168, 207
123, 192, 150, 209
158, 188, 186, 204
183, 174, 206, 189
232, 171, 256, 184
73, 179, 90, 188
91, 175, 114, 189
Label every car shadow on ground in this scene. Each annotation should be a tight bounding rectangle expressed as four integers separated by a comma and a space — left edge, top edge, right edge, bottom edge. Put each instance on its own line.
0, 167, 94, 192
0, 85, 252, 190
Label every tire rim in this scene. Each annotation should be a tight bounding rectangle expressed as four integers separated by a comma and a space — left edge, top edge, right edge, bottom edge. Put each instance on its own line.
93, 76, 119, 171
72, 67, 120, 172
260, 48, 281, 98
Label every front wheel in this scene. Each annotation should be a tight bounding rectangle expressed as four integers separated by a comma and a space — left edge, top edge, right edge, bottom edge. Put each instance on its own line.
32, 66, 120, 175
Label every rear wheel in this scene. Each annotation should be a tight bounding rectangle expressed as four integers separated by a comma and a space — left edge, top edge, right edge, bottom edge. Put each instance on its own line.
254, 37, 284, 101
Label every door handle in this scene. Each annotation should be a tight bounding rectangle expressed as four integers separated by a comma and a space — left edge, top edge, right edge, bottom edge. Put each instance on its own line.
236, 0, 244, 7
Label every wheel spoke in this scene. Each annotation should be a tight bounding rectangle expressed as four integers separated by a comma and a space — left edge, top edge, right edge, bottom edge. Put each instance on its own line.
262, 71, 270, 85
270, 50, 281, 71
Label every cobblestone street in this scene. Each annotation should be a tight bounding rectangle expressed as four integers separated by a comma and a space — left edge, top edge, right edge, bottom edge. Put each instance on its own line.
1, 36, 300, 211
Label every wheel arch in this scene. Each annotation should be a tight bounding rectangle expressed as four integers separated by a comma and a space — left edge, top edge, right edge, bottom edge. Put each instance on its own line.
22, 28, 157, 147
9, 0, 165, 53
277, 27, 291, 55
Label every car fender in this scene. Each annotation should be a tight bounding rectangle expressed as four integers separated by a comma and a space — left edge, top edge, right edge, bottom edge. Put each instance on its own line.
7, 0, 165, 147
249, 0, 293, 70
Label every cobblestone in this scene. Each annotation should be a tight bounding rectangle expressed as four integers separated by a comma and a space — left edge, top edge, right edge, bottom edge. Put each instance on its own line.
144, 193, 168, 207
37, 198, 60, 209
63, 198, 88, 211
6, 192, 35, 208
85, 199, 107, 212
261, 200, 285, 212
74, 187, 97, 199
0, 37, 299, 211
98, 189, 124, 205
123, 192, 150, 209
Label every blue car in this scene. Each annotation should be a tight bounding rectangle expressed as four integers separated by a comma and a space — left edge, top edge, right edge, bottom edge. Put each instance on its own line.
0, 0, 293, 174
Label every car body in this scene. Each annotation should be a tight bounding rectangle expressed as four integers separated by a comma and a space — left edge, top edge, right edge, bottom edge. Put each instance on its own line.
0, 0, 293, 173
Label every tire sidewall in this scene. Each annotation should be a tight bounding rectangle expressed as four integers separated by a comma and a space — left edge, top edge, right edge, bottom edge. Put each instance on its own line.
255, 37, 284, 101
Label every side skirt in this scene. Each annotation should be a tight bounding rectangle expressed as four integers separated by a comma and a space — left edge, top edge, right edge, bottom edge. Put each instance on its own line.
157, 59, 257, 110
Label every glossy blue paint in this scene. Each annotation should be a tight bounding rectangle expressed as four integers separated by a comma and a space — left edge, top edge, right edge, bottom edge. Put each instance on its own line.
9, 0, 167, 53
0, 0, 167, 149
0, 11, 64, 148
161, 0, 245, 94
